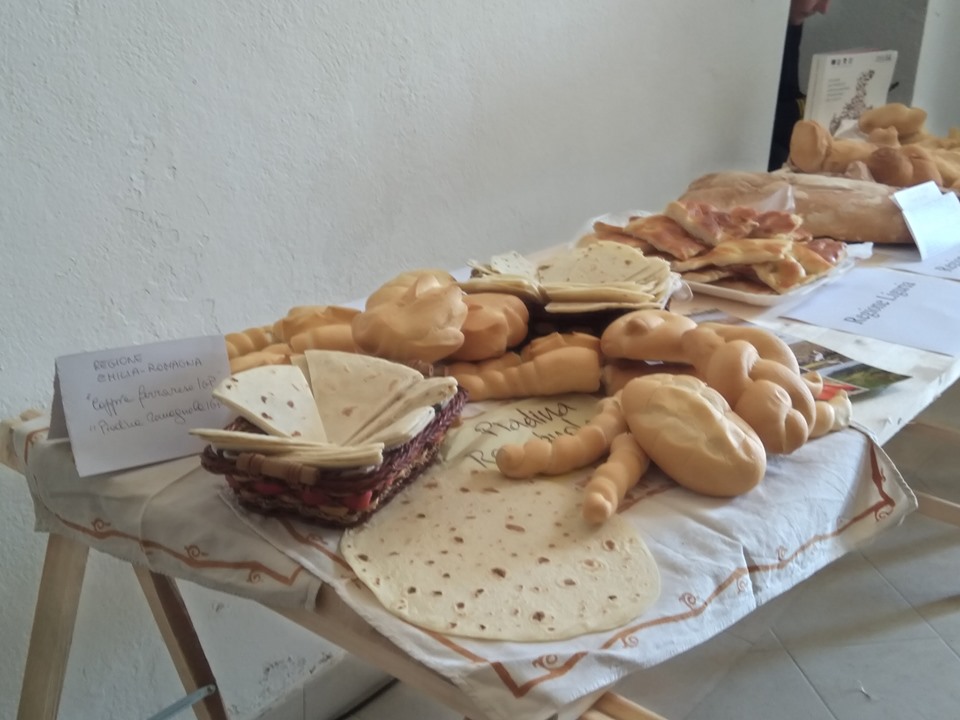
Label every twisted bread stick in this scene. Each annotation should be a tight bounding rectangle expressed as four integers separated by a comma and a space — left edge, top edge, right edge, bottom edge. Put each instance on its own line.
496, 396, 625, 478
582, 432, 650, 524
452, 346, 601, 402
810, 392, 853, 438
225, 326, 274, 359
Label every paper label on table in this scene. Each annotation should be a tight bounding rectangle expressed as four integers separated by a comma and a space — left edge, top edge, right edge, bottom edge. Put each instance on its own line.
51, 336, 233, 477
892, 182, 960, 259
882, 245, 960, 282
780, 267, 960, 356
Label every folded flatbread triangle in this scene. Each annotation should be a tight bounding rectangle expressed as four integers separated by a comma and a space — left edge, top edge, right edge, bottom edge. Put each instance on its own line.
212, 365, 327, 441
304, 350, 423, 445
351, 376, 459, 446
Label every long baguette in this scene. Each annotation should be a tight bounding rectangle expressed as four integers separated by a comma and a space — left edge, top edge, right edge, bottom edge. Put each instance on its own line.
679, 170, 911, 244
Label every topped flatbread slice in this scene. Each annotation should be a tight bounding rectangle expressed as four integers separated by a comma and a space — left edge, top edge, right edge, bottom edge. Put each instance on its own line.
212, 365, 327, 441
671, 238, 794, 273
664, 200, 760, 246
622, 215, 708, 260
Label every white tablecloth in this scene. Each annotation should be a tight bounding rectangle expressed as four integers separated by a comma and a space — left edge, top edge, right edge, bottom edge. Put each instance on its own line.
1, 393, 917, 720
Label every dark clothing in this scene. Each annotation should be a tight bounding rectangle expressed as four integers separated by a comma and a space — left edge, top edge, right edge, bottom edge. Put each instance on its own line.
768, 23, 805, 171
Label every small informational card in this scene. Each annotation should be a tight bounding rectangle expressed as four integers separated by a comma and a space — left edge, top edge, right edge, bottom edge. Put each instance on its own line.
879, 244, 960, 282
780, 267, 960, 356
50, 335, 233, 477
893, 182, 960, 260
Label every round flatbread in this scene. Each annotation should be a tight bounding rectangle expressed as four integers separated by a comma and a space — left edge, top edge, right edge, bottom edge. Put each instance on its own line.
341, 466, 660, 642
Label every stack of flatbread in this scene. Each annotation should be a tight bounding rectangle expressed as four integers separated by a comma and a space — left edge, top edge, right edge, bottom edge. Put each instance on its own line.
577, 201, 848, 295
460, 251, 543, 303
461, 242, 679, 313
192, 351, 461, 469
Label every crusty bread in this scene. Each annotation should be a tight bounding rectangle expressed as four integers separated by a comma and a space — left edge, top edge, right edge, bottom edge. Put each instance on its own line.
620, 374, 766, 497
446, 293, 529, 362
679, 171, 911, 244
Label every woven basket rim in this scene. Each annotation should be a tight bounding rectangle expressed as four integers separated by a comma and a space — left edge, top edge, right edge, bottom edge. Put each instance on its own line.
200, 387, 467, 489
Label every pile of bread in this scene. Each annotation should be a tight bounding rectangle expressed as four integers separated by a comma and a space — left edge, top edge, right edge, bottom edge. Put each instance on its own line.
222, 249, 852, 494
789, 102, 960, 190
667, 104, 960, 250
493, 308, 852, 523
576, 200, 848, 296
225, 242, 678, 377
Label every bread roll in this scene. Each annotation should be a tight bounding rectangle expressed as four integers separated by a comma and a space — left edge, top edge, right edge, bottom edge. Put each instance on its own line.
620, 374, 766, 497
447, 293, 529, 362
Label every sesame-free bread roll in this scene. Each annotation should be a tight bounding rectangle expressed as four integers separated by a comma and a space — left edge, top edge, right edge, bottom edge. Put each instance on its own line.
620, 373, 766, 497
680, 171, 911, 244
352, 275, 468, 364
446, 293, 529, 362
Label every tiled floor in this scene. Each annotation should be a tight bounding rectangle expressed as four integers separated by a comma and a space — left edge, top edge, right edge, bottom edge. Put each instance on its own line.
333, 382, 960, 720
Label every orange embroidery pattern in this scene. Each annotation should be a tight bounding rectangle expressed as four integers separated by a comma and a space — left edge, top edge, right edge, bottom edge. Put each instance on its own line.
405, 444, 899, 698
57, 516, 305, 587
278, 518, 352, 571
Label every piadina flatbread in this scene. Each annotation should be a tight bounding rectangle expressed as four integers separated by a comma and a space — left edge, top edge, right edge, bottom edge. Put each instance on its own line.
304, 350, 422, 444
212, 365, 327, 441
341, 465, 660, 642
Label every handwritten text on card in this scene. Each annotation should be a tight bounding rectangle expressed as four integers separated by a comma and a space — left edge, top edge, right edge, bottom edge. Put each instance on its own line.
53, 336, 233, 477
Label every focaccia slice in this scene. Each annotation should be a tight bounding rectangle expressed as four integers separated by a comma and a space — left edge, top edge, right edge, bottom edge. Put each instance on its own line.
671, 238, 793, 272
622, 215, 708, 260
664, 201, 759, 247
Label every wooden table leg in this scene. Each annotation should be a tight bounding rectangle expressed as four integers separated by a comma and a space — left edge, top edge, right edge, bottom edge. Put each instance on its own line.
17, 533, 90, 720
915, 492, 960, 528
134, 566, 229, 720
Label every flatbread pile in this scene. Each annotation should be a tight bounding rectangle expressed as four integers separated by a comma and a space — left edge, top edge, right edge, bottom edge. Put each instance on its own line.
577, 202, 848, 295
537, 241, 677, 313
341, 465, 661, 642
461, 243, 679, 313
460, 251, 543, 303
192, 351, 460, 468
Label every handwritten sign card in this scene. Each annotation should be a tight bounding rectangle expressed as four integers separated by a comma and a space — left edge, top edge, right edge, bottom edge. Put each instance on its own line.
780, 267, 960, 356
51, 335, 233, 477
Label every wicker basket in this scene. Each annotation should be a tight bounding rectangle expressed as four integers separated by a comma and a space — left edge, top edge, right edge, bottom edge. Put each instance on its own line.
201, 388, 468, 528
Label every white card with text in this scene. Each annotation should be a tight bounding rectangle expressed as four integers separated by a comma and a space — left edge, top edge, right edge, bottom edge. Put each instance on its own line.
51, 335, 233, 477
893, 182, 960, 260
781, 267, 960, 356
880, 244, 960, 282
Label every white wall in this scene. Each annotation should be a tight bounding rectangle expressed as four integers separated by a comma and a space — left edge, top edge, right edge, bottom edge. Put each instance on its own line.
912, 0, 960, 136
0, 1, 788, 718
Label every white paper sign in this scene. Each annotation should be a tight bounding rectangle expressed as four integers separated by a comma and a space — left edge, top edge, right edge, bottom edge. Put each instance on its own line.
893, 182, 960, 259
781, 267, 960, 356
52, 335, 233, 477
881, 245, 960, 282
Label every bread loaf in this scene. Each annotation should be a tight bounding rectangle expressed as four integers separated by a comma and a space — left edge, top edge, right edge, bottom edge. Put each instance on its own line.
620, 374, 766, 497
680, 171, 911, 244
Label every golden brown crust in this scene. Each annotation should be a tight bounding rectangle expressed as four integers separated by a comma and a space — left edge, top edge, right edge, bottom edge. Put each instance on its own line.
352, 276, 468, 364
582, 432, 650, 524
451, 346, 601, 401
447, 293, 530, 362
620, 374, 766, 497
680, 171, 912, 244
495, 396, 626, 479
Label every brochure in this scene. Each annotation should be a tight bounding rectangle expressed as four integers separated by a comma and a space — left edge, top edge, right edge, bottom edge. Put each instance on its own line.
804, 48, 897, 135
688, 309, 909, 399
